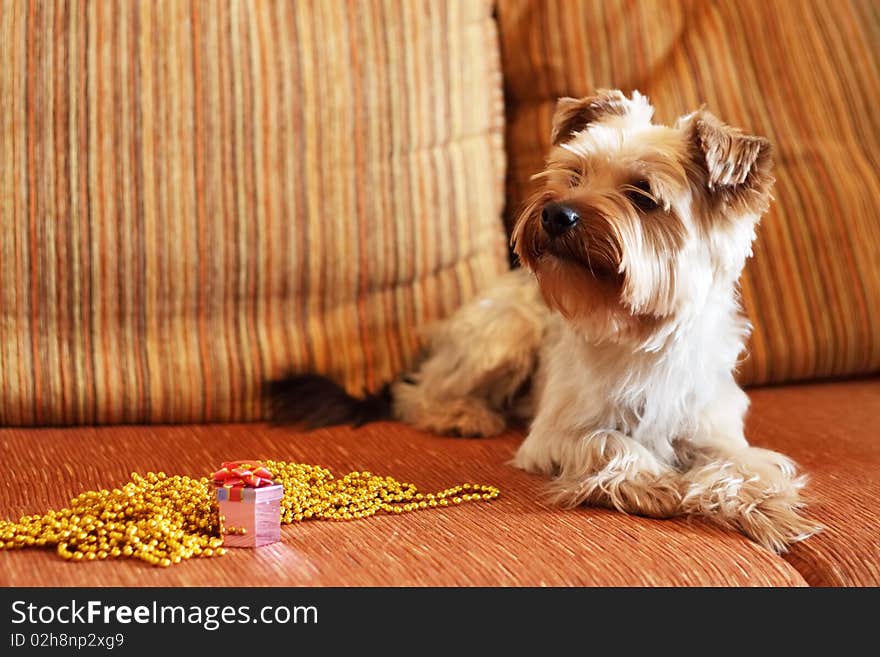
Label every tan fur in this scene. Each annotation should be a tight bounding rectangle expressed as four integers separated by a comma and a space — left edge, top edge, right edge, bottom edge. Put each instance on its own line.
393, 90, 819, 553
550, 90, 631, 145
392, 268, 547, 437
680, 109, 776, 224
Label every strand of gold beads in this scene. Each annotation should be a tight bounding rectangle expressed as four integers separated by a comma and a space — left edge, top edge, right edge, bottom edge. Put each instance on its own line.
0, 462, 500, 567
264, 460, 500, 522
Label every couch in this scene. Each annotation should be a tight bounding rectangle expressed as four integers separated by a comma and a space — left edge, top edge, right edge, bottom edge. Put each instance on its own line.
1, 0, 877, 587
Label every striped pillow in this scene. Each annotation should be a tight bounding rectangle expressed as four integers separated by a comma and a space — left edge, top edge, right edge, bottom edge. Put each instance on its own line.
497, 0, 880, 385
0, 0, 509, 425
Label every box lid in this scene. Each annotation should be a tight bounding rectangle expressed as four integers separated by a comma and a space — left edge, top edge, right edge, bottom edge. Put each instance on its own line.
216, 483, 283, 503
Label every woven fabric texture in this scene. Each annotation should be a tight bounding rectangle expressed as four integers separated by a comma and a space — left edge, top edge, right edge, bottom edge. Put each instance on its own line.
497, 0, 880, 385
3, 380, 875, 586
0, 0, 509, 425
0, 417, 814, 587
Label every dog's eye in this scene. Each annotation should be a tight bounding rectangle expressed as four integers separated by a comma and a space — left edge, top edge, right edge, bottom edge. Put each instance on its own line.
625, 179, 659, 213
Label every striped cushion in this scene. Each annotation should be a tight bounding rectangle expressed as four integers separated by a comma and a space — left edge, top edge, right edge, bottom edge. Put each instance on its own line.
498, 0, 880, 385
0, 0, 509, 425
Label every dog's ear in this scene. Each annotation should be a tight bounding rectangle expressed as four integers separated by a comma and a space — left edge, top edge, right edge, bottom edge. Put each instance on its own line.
686, 109, 774, 204
551, 90, 652, 145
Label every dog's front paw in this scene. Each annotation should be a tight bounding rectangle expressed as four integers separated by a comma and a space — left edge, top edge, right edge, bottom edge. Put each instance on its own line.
730, 486, 822, 554
547, 470, 682, 518
681, 447, 822, 553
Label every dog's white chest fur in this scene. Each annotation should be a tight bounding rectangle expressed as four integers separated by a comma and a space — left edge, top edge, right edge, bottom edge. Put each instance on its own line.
534, 309, 736, 466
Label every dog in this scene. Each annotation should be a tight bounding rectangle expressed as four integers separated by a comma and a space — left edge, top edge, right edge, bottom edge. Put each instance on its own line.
269, 90, 820, 553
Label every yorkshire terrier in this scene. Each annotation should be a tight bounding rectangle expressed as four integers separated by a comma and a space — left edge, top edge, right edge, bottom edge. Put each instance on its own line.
270, 90, 820, 553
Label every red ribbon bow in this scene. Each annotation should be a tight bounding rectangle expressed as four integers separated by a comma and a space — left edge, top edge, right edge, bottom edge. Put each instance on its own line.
212, 461, 276, 489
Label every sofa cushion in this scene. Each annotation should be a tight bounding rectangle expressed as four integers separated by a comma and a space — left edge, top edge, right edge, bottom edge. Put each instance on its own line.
0, 422, 807, 587
497, 0, 880, 387
0, 0, 509, 425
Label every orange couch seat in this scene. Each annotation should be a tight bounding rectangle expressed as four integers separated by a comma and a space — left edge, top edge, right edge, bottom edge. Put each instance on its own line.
1, 379, 876, 587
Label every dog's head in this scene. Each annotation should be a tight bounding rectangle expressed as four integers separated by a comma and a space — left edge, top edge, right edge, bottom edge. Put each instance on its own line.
511, 89, 773, 346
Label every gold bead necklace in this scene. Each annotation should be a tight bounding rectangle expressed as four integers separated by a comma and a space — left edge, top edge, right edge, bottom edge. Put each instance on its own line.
0, 461, 500, 567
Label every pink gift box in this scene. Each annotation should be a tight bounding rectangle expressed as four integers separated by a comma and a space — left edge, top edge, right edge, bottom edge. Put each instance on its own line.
216, 483, 283, 548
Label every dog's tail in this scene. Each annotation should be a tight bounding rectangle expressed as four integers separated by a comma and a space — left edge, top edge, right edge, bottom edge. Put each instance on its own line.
265, 373, 393, 429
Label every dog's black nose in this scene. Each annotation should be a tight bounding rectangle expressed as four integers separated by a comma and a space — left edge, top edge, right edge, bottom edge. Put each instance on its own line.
541, 202, 579, 237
